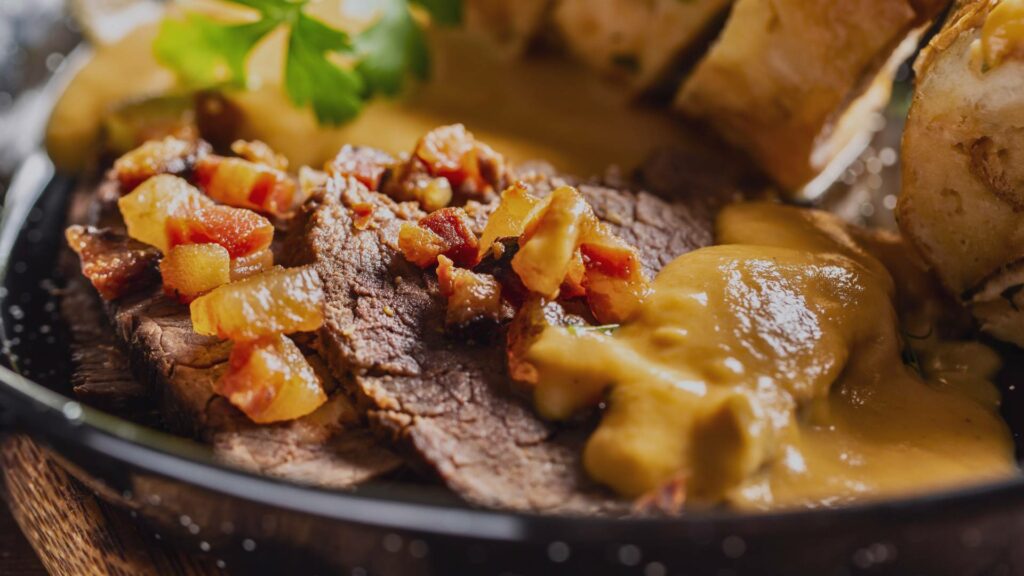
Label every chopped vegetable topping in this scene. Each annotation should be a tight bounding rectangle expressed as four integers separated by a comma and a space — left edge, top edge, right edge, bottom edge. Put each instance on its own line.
216, 334, 327, 424
412, 124, 506, 195
512, 186, 591, 298
190, 266, 325, 341
118, 174, 214, 253
326, 145, 395, 190
113, 136, 208, 191
161, 243, 232, 303
230, 248, 275, 281
166, 205, 274, 259
194, 155, 297, 217
413, 206, 480, 268
437, 255, 503, 328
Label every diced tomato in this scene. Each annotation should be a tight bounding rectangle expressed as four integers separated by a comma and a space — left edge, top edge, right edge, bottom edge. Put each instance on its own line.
161, 244, 231, 303
417, 207, 480, 268
190, 266, 324, 341
216, 335, 327, 424
194, 155, 296, 217
65, 225, 160, 301
166, 205, 274, 259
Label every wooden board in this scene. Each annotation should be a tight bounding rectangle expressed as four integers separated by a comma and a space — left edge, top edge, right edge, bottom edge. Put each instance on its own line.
0, 434, 225, 576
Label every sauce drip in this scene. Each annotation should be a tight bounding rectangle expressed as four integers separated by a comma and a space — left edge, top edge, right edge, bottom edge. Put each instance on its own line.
527, 202, 1015, 509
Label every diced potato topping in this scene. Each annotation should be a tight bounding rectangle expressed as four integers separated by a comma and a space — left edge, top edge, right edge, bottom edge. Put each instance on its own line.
413, 124, 506, 195
166, 205, 274, 259
436, 255, 503, 327
216, 335, 327, 424
190, 266, 325, 341
326, 145, 394, 190
512, 186, 592, 298
194, 155, 297, 217
113, 136, 205, 191
230, 139, 288, 171
161, 244, 231, 302
230, 248, 274, 281
65, 225, 160, 300
118, 174, 213, 253
478, 182, 543, 258
399, 224, 447, 268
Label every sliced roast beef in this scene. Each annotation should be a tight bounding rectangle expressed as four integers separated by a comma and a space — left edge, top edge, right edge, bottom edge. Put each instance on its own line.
63, 183, 403, 489
301, 161, 739, 513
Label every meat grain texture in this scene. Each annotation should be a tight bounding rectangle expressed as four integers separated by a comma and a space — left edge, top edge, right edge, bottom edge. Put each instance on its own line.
300, 160, 739, 513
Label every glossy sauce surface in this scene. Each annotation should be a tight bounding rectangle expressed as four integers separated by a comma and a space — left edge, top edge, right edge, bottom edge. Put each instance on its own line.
527, 203, 1016, 509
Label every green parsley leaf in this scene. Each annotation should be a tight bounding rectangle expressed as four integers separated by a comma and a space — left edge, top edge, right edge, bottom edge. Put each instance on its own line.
154, 13, 278, 88
153, 0, 460, 125
355, 0, 430, 97
286, 13, 364, 124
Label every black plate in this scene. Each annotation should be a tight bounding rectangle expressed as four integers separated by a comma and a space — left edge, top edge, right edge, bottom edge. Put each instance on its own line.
4, 7, 1024, 576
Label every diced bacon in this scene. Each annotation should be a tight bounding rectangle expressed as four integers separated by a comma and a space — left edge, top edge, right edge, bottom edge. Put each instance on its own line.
326, 145, 394, 190
194, 155, 297, 217
417, 207, 480, 268
166, 205, 274, 259
436, 255, 503, 328
350, 202, 375, 231
399, 224, 447, 268
65, 226, 160, 301
413, 124, 506, 195
580, 234, 650, 323
113, 136, 207, 191
230, 139, 288, 171
216, 335, 327, 424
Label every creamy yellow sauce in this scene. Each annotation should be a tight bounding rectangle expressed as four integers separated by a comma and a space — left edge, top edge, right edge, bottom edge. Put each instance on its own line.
980, 0, 1024, 70
47, 10, 703, 175
527, 202, 1015, 509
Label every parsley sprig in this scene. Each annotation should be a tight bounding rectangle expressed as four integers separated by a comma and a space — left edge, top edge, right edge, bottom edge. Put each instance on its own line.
154, 0, 461, 125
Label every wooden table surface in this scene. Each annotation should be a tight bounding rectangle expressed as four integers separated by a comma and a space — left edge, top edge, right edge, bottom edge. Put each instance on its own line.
0, 434, 224, 576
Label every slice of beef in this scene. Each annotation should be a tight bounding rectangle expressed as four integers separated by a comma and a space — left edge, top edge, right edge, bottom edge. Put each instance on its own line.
63, 183, 403, 489
301, 162, 738, 513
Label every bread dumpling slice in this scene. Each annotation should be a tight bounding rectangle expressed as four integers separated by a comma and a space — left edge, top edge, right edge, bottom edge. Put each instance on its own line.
463, 0, 554, 55
899, 0, 1024, 346
553, 0, 734, 92
676, 0, 948, 192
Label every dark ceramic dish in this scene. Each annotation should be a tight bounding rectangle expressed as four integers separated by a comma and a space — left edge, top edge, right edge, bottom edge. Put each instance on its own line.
3, 5, 1024, 576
